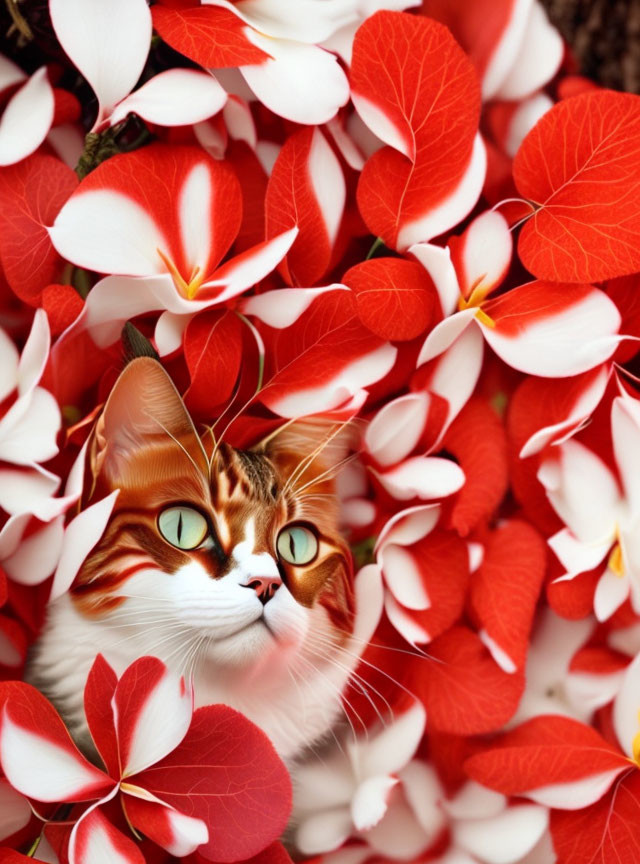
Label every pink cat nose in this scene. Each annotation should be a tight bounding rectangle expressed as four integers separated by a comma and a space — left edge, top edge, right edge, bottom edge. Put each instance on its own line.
245, 574, 282, 604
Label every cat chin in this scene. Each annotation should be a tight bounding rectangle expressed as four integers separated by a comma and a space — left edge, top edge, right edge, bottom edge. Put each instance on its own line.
202, 618, 278, 667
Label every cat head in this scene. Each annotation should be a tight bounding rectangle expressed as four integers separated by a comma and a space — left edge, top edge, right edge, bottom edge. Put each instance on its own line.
71, 358, 355, 678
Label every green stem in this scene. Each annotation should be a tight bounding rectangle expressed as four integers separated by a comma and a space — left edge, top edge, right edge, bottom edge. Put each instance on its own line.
26, 833, 42, 858
365, 236, 385, 260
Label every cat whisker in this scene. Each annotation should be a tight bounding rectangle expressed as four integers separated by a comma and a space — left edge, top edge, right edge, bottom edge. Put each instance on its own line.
150, 414, 210, 484
291, 452, 361, 497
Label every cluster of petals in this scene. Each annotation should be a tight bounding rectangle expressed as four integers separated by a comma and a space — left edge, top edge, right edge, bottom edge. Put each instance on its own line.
1, 1, 640, 864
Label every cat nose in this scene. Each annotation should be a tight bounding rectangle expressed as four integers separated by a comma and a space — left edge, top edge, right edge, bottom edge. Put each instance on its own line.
244, 574, 282, 604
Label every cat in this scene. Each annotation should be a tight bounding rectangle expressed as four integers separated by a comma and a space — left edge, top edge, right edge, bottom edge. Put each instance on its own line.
29, 356, 372, 761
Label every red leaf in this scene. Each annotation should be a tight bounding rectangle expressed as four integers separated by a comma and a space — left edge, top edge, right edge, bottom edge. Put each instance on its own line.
469, 520, 547, 671
226, 142, 268, 254
514, 91, 640, 282
184, 310, 244, 418
265, 128, 343, 287
550, 769, 640, 864
353, 11, 480, 250
441, 397, 508, 535
415, 626, 524, 734
342, 257, 436, 341
257, 289, 391, 417
197, 840, 294, 864
0, 154, 78, 305
131, 705, 292, 863
41, 283, 84, 336
84, 654, 119, 778
152, 3, 269, 68
465, 715, 629, 794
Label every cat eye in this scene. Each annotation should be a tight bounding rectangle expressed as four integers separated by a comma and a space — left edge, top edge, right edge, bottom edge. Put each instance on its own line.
277, 524, 318, 566
158, 506, 209, 550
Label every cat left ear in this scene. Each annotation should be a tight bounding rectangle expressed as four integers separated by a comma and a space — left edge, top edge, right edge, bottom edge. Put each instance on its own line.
90, 357, 209, 490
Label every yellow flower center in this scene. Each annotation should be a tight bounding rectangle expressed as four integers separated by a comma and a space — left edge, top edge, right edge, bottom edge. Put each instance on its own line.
608, 540, 625, 578
457, 275, 495, 328
157, 248, 205, 300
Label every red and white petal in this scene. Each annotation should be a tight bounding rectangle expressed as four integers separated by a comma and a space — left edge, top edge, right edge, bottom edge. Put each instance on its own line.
453, 804, 549, 864
384, 593, 430, 645
17, 308, 50, 395
376, 505, 441, 551
350, 775, 398, 832
451, 210, 512, 299
525, 769, 628, 810
409, 242, 460, 317
494, 2, 563, 100
241, 36, 349, 125
396, 134, 487, 250
0, 68, 54, 166
50, 491, 119, 600
0, 465, 60, 518
0, 777, 31, 841
352, 563, 385, 648
50, 194, 168, 277
223, 95, 257, 148
538, 440, 620, 544
0, 53, 25, 94
69, 802, 144, 864
612, 395, 640, 514
417, 308, 477, 367
548, 528, 611, 577
364, 392, 430, 468
613, 652, 640, 757
2, 515, 64, 586
0, 387, 61, 465
0, 327, 19, 403
444, 781, 506, 821
423, 325, 485, 436
594, 568, 630, 622
114, 656, 192, 776
207, 0, 356, 44
400, 760, 447, 839
358, 701, 426, 779
50, 0, 152, 123
243, 285, 346, 329
123, 794, 208, 857
379, 543, 430, 610
263, 342, 397, 418
363, 795, 432, 859
0, 685, 113, 802
372, 456, 465, 501
520, 365, 609, 458
481, 282, 622, 377
481, 0, 534, 99
203, 227, 298, 302
504, 92, 554, 158
110, 69, 227, 127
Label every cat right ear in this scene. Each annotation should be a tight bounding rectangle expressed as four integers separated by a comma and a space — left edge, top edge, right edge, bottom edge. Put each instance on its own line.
90, 357, 209, 490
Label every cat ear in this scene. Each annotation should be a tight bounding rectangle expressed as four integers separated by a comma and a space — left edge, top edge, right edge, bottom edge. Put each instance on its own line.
90, 357, 209, 488
259, 418, 359, 486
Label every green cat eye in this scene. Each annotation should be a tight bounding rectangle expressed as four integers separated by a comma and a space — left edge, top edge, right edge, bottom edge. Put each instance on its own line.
158, 506, 208, 550
277, 524, 318, 566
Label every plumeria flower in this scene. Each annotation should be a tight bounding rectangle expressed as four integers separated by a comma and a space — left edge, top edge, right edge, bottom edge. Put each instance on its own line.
48, 144, 297, 355
415, 211, 624, 379
539, 392, 640, 621
0, 311, 62, 519
294, 701, 426, 855
49, 0, 228, 131
0, 55, 54, 166
0, 654, 291, 864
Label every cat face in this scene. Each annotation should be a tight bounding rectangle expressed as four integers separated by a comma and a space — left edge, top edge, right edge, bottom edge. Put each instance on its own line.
71, 358, 355, 677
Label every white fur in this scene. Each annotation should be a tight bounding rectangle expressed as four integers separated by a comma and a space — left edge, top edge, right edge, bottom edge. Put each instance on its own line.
31, 523, 361, 760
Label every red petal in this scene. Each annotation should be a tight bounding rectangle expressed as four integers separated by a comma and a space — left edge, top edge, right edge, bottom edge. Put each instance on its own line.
265, 128, 344, 287
514, 91, 640, 282
0, 154, 77, 305
41, 283, 84, 337
152, 3, 269, 68
84, 654, 119, 778
0, 681, 113, 802
550, 769, 640, 864
469, 520, 547, 671
415, 626, 524, 734
70, 805, 145, 864
343, 257, 436, 342
465, 715, 629, 794
441, 396, 508, 536
131, 705, 292, 863
353, 11, 480, 250
184, 309, 244, 418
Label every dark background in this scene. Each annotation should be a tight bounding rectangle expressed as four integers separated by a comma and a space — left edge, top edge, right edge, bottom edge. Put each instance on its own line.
541, 0, 640, 92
